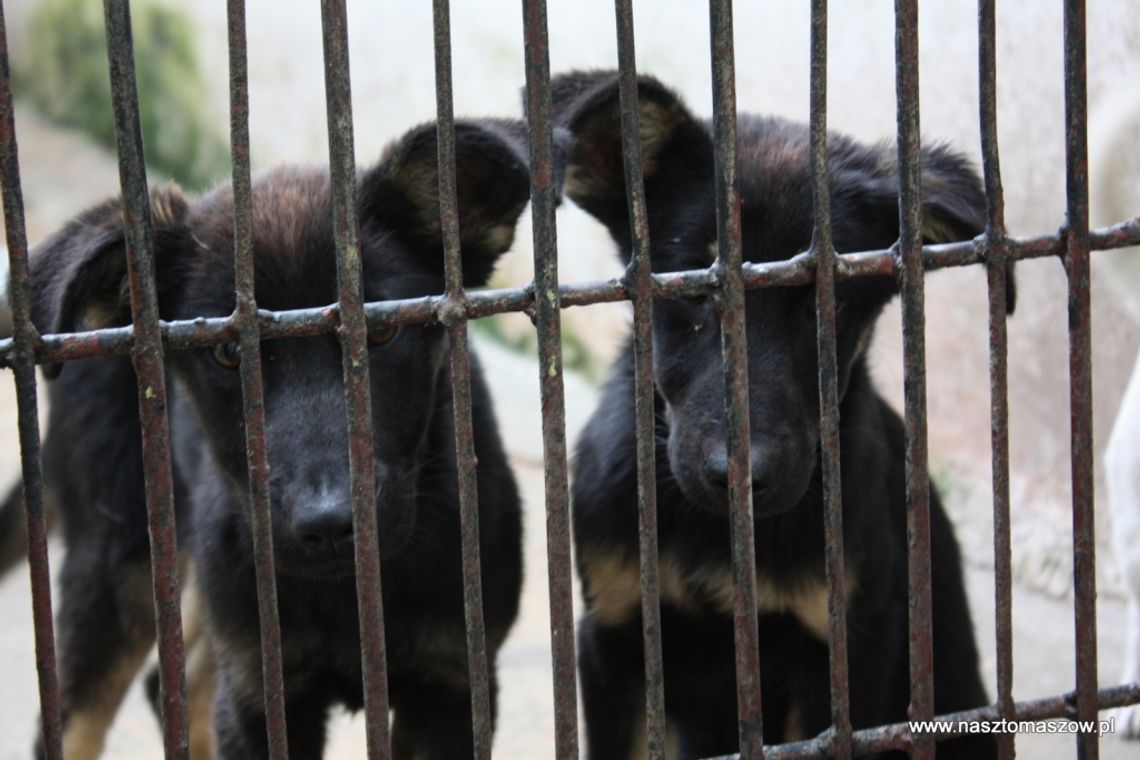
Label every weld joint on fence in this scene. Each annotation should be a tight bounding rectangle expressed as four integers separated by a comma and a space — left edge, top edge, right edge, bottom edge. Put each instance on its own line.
521, 285, 539, 324
1059, 222, 1076, 271
888, 241, 906, 289
807, 243, 831, 276
1063, 690, 1081, 721
436, 296, 469, 327
982, 232, 1009, 268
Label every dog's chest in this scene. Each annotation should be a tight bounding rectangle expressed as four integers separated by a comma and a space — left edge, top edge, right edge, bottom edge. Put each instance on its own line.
271, 588, 472, 702
579, 548, 855, 640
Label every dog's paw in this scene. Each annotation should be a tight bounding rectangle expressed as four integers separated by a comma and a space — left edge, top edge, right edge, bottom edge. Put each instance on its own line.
1109, 703, 1140, 739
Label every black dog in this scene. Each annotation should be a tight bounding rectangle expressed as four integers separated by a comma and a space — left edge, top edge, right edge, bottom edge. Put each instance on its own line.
12, 119, 531, 758
555, 72, 1002, 759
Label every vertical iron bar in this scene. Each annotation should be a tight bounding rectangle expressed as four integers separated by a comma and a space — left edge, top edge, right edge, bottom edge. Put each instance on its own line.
319, 2, 392, 758
1062, 1, 1099, 757
809, 2, 853, 757
708, 1, 763, 756
0, 5, 63, 757
520, 0, 580, 756
977, 2, 1015, 758
613, 2, 666, 757
893, 2, 934, 758
226, 2, 289, 756
430, 1, 493, 755
102, 2, 189, 756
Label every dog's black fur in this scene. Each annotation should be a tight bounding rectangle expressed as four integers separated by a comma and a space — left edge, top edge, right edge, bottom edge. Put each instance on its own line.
12, 119, 532, 758
555, 72, 1003, 759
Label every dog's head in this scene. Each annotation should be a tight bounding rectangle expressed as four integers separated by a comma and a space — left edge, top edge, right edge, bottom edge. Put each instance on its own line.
554, 71, 1009, 518
29, 120, 532, 576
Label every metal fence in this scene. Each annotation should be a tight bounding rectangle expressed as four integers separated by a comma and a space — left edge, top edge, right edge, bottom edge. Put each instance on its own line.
1, 0, 1139, 758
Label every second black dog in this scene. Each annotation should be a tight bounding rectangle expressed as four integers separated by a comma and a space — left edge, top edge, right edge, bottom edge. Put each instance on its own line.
556, 72, 1001, 759
20, 120, 530, 758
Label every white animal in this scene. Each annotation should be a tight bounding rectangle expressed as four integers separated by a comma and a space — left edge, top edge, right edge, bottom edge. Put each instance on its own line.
1092, 89, 1140, 739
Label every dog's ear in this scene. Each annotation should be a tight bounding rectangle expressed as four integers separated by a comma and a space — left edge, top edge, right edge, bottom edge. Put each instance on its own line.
917, 145, 1016, 314
361, 119, 536, 287
550, 70, 714, 251
27, 185, 193, 378
837, 143, 1015, 314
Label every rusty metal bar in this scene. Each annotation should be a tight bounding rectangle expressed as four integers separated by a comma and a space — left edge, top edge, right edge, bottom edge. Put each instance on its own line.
520, 1, 580, 756
728, 681, 1140, 760
430, 0, 494, 755
101, 2, 189, 756
226, 2, 289, 756
612, 2, 666, 757
708, 0, 763, 756
6, 220, 1140, 371
808, 1, 853, 757
1062, 1, 1099, 758
893, 2, 935, 759
318, 2, 392, 757
0, 5, 63, 757
977, 1, 1016, 759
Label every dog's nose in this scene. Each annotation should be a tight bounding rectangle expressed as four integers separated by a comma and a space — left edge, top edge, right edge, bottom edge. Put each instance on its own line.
292, 504, 354, 551
703, 445, 777, 497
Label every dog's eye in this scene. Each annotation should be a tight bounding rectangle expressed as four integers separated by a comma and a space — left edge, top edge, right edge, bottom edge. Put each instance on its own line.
369, 323, 399, 347
212, 341, 242, 369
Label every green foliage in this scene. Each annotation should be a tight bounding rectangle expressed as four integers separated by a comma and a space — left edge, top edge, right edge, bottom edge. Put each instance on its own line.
471, 314, 602, 382
17, 0, 228, 190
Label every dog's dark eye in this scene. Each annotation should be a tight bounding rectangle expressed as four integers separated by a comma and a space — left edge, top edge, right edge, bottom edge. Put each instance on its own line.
212, 341, 242, 369
369, 323, 398, 347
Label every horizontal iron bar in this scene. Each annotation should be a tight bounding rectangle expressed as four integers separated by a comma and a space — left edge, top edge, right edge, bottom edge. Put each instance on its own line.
5, 218, 1138, 370
705, 682, 1140, 760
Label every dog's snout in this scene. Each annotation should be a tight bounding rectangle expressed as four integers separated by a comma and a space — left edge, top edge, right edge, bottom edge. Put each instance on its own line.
703, 443, 778, 496
703, 447, 730, 488
291, 502, 354, 551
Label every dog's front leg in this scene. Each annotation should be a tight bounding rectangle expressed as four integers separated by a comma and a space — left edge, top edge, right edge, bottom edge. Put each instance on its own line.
577, 614, 649, 760
46, 554, 156, 760
211, 669, 329, 760
389, 674, 495, 760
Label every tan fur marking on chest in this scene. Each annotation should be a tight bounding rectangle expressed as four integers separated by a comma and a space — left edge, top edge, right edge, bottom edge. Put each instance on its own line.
580, 549, 856, 640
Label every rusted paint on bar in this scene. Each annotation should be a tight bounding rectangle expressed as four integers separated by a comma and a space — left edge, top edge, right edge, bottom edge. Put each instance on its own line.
893, 2, 935, 758
1062, 1, 1100, 758
101, 2, 190, 756
5, 220, 1140, 371
521, 1, 580, 756
808, 2, 853, 757
0, 5, 63, 756
226, 2, 290, 756
708, 0, 764, 756
430, 0, 493, 754
613, 2, 667, 757
977, 1, 1015, 758
319, 2, 392, 757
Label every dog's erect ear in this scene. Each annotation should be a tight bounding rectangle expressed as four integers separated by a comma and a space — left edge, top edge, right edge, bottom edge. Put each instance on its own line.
27, 185, 193, 378
549, 70, 714, 250
361, 119, 536, 287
